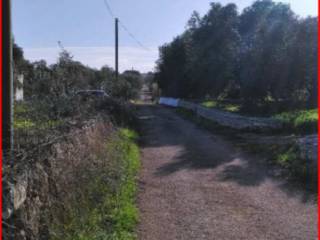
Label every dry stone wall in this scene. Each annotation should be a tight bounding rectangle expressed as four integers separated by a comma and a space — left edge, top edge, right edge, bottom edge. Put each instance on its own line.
160, 98, 317, 166
196, 105, 282, 130
160, 98, 283, 131
297, 134, 318, 165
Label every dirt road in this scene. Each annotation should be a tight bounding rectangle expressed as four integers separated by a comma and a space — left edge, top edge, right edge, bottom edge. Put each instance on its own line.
137, 105, 317, 240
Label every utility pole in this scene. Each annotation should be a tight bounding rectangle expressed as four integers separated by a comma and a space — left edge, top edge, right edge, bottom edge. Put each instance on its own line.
115, 18, 119, 80
3, 0, 13, 156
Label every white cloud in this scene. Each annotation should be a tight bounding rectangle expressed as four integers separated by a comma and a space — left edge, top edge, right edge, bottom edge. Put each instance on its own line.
23, 46, 159, 73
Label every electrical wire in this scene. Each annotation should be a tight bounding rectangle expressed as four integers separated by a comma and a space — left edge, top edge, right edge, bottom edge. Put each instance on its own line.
118, 20, 151, 51
103, 0, 115, 19
102, 0, 151, 51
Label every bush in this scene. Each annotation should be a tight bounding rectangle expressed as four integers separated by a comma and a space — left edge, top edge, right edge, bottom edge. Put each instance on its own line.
49, 125, 140, 240
273, 109, 318, 133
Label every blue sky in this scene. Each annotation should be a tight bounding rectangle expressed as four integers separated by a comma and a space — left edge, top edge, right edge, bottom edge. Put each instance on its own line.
13, 0, 318, 72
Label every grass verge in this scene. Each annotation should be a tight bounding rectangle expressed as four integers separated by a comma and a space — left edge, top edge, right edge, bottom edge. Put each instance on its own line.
53, 128, 140, 240
201, 100, 240, 113
196, 100, 318, 134
273, 109, 318, 134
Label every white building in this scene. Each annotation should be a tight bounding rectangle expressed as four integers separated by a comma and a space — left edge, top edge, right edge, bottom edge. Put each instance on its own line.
15, 74, 24, 101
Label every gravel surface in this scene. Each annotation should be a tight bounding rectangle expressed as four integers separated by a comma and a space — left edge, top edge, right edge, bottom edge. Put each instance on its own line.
137, 105, 317, 240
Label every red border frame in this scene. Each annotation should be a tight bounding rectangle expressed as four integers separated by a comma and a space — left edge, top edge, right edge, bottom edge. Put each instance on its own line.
0, 0, 3, 238
318, 0, 320, 238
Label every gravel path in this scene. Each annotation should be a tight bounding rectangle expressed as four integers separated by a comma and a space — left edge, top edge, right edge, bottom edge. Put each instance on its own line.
137, 105, 317, 240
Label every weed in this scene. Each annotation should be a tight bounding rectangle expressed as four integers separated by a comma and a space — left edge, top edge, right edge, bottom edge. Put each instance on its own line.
202, 101, 218, 108
273, 109, 318, 133
201, 100, 240, 113
52, 128, 140, 240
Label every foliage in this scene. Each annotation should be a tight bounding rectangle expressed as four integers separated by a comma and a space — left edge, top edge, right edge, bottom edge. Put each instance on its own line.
13, 45, 143, 101
273, 109, 318, 133
11, 41, 143, 240
14, 101, 62, 131
155, 0, 317, 106
275, 146, 312, 181
277, 147, 298, 167
200, 99, 318, 133
10, 91, 141, 239
201, 100, 240, 112
52, 128, 140, 240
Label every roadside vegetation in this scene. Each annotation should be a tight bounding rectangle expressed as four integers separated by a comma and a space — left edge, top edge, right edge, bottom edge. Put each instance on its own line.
5, 41, 143, 240
9, 98, 141, 240
155, 0, 317, 118
13, 43, 143, 102
154, 2, 318, 187
51, 128, 140, 240
273, 109, 318, 134
201, 100, 240, 113
153, 0, 317, 184
199, 99, 318, 134
243, 143, 316, 187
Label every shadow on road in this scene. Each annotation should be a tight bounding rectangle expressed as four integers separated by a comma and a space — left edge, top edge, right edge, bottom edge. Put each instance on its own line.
136, 103, 317, 203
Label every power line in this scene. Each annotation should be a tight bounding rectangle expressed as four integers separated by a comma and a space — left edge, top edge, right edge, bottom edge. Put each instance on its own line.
118, 20, 151, 51
102, 0, 151, 51
103, 0, 115, 19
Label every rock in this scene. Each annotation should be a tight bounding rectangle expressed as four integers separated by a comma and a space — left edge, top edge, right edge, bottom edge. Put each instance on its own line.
3, 172, 29, 220
14, 174, 28, 211
297, 134, 318, 164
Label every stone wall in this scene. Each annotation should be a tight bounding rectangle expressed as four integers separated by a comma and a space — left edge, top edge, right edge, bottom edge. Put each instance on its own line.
160, 99, 317, 165
196, 106, 282, 130
161, 99, 283, 131
297, 134, 318, 165
3, 120, 112, 240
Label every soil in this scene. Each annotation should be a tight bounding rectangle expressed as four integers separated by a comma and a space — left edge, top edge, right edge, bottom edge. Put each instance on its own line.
137, 104, 317, 240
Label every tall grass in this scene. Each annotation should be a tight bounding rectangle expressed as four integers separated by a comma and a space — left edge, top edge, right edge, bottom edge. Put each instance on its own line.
50, 127, 140, 240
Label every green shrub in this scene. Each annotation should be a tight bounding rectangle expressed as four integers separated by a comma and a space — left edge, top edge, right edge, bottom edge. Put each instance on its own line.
52, 128, 140, 240
202, 101, 218, 108
273, 109, 318, 133
201, 100, 240, 113
276, 146, 309, 179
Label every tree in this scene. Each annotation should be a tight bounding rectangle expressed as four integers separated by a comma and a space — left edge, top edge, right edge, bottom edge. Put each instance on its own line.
155, 0, 317, 106
239, 1, 298, 101
156, 36, 189, 97
156, 3, 240, 98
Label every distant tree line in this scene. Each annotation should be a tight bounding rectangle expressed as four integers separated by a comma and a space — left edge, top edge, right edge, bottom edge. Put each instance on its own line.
13, 43, 143, 101
155, 0, 317, 106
